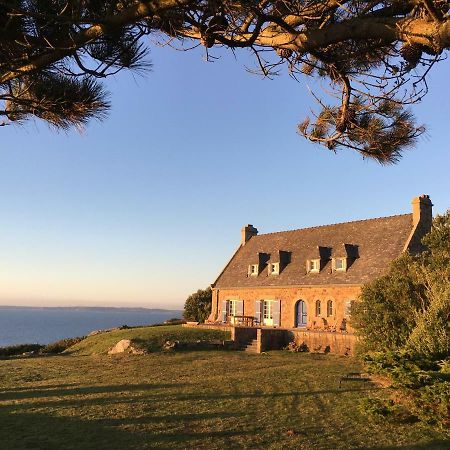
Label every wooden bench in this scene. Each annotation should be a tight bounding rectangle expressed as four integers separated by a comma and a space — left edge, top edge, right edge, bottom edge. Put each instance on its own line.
339, 372, 371, 388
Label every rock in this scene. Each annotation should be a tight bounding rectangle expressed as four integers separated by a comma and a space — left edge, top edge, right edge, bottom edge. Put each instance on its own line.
108, 339, 148, 355
108, 339, 132, 354
88, 329, 103, 336
163, 340, 179, 351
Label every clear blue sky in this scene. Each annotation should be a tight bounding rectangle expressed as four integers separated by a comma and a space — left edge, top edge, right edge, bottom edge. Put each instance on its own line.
0, 45, 448, 308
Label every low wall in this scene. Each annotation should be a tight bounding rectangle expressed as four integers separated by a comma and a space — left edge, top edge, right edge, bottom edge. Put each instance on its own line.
182, 324, 356, 355
232, 327, 257, 348
258, 329, 290, 353
287, 330, 357, 355
182, 323, 232, 332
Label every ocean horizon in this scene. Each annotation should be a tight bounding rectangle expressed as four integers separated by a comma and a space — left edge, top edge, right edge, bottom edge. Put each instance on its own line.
0, 306, 183, 347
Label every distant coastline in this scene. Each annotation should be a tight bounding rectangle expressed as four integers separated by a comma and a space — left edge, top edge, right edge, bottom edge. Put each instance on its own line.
0, 306, 183, 346
0, 305, 181, 313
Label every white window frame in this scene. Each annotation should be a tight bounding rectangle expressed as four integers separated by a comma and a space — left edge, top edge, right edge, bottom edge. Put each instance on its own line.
227, 299, 238, 317
249, 264, 259, 276
333, 257, 347, 272
268, 262, 279, 275
344, 300, 354, 317
263, 300, 275, 320
308, 259, 320, 273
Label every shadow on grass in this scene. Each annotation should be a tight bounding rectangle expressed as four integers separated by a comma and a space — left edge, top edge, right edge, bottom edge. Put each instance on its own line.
0, 383, 184, 401
361, 441, 450, 450
0, 407, 245, 450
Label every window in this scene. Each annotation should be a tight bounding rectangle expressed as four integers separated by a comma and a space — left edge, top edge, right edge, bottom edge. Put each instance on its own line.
327, 300, 333, 317
315, 299, 321, 316
227, 300, 238, 316
345, 300, 354, 317
268, 262, 279, 275
249, 264, 259, 276
263, 301, 273, 320
333, 258, 346, 271
308, 259, 320, 273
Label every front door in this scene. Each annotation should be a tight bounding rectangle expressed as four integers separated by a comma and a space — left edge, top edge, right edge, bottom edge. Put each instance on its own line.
296, 300, 307, 327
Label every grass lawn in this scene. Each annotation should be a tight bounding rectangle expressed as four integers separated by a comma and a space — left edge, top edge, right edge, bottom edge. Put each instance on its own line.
68, 325, 231, 354
0, 328, 448, 449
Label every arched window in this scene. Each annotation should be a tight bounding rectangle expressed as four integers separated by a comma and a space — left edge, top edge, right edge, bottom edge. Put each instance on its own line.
315, 299, 321, 316
327, 300, 333, 317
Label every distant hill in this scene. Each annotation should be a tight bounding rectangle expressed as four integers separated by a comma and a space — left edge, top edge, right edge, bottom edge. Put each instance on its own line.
0, 305, 182, 313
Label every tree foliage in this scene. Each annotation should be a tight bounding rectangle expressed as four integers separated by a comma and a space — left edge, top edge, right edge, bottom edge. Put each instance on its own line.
352, 210, 450, 359
1, 1, 450, 162
351, 254, 425, 352
183, 287, 212, 322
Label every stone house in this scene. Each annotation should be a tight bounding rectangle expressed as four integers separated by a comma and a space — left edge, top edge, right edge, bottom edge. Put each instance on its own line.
208, 195, 433, 337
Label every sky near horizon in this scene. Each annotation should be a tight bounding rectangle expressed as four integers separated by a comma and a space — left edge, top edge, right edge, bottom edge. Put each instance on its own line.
0, 45, 448, 309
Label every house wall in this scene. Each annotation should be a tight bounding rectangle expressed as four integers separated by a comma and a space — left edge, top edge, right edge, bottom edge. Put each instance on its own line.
211, 284, 361, 332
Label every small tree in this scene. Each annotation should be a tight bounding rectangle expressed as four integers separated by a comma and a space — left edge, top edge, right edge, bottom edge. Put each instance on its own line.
406, 211, 450, 359
351, 254, 425, 352
183, 287, 212, 323
352, 211, 450, 358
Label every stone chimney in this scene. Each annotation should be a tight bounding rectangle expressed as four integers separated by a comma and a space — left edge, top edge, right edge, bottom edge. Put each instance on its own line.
412, 194, 433, 231
405, 195, 433, 253
241, 224, 258, 246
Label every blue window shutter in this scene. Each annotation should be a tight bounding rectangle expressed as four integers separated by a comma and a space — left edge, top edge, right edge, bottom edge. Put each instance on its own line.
221, 300, 228, 323
272, 300, 281, 327
236, 300, 244, 317
255, 300, 262, 324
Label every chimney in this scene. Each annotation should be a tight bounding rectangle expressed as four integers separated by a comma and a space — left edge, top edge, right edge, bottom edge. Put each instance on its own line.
412, 194, 433, 231
241, 224, 258, 246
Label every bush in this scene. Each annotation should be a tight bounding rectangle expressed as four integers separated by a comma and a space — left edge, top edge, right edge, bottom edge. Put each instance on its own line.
0, 343, 43, 357
351, 254, 425, 352
41, 337, 85, 354
409, 381, 450, 430
183, 287, 212, 323
285, 341, 309, 352
164, 318, 186, 325
360, 398, 399, 421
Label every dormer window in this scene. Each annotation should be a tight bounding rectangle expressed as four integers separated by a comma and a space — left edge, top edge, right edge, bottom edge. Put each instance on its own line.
307, 259, 320, 273
268, 262, 279, 275
249, 264, 259, 276
333, 257, 347, 272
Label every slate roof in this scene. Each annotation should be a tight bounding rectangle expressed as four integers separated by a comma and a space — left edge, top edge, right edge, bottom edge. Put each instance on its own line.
213, 214, 414, 288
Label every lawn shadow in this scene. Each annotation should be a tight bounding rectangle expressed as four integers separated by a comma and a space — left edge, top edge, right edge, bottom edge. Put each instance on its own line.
0, 403, 246, 449
361, 441, 450, 450
0, 383, 184, 401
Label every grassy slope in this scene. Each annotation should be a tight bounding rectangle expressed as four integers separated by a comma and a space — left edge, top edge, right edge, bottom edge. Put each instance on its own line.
0, 330, 448, 449
68, 325, 231, 354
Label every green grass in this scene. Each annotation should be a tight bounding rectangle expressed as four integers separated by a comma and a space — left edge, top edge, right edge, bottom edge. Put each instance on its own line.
68, 325, 231, 354
0, 330, 448, 449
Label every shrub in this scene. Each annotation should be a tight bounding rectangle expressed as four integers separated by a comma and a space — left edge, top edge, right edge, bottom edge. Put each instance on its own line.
406, 278, 450, 360
359, 398, 399, 421
351, 254, 425, 352
0, 343, 43, 357
285, 341, 309, 352
183, 287, 212, 323
164, 318, 186, 325
42, 337, 85, 354
409, 381, 450, 430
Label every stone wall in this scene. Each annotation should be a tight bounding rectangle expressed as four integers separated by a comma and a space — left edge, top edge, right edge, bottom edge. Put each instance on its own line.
258, 328, 290, 352
212, 285, 361, 332
232, 326, 257, 348
287, 330, 357, 355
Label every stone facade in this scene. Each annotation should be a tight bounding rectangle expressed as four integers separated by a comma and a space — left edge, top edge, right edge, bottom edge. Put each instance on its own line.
211, 284, 361, 332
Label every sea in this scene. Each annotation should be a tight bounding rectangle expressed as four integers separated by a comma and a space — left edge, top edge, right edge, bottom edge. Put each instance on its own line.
0, 306, 183, 347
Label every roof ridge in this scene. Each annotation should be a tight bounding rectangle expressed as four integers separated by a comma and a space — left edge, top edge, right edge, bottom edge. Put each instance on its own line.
256, 213, 412, 237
